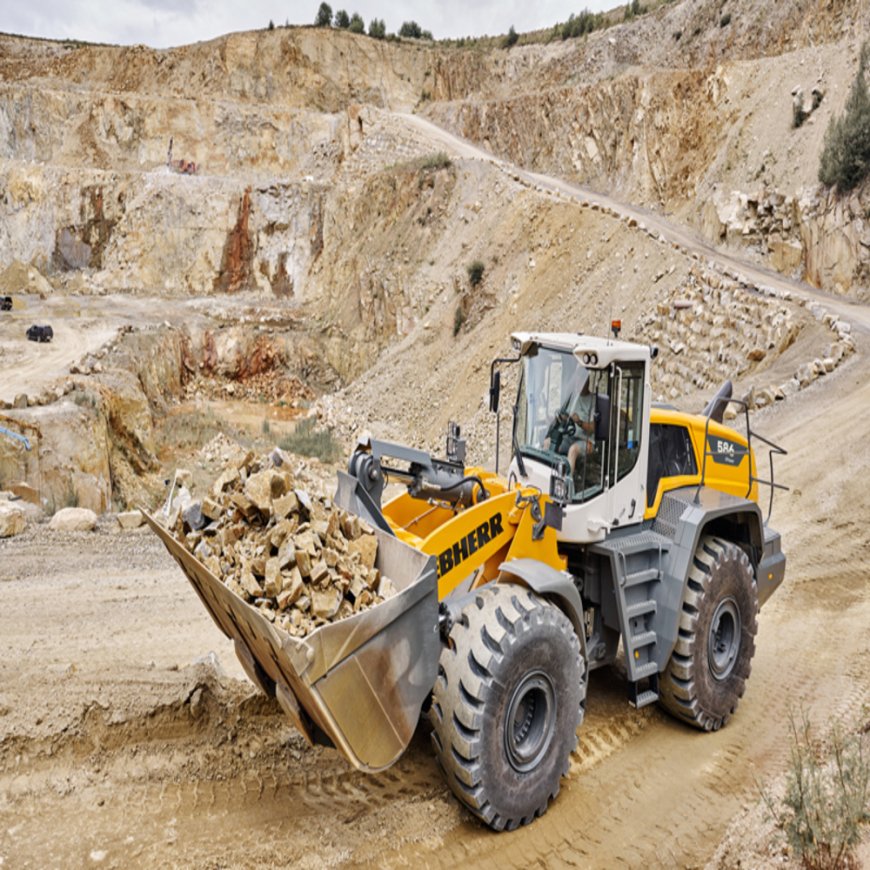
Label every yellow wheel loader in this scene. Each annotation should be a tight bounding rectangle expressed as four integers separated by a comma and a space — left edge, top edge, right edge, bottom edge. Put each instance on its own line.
147, 329, 786, 831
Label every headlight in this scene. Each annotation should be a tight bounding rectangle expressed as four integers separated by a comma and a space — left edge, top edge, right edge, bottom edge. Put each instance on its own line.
550, 473, 569, 504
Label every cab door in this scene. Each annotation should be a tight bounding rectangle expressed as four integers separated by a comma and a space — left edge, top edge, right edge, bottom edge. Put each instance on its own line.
559, 360, 649, 542
603, 361, 648, 529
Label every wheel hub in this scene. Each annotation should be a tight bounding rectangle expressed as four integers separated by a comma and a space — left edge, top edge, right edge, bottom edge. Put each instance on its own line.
504, 671, 556, 773
708, 597, 741, 681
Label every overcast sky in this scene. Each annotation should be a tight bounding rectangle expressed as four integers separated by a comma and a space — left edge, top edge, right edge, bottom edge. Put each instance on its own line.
4, 0, 618, 48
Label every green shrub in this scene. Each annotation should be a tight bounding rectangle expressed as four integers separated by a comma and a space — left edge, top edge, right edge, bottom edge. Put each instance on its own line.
278, 417, 342, 463
624, 0, 644, 21
368, 17, 386, 38
503, 26, 519, 48
399, 21, 422, 39
453, 305, 466, 336
420, 151, 451, 170
719, 12, 731, 27
261, 418, 271, 435
334, 9, 349, 27
763, 712, 870, 870
819, 42, 870, 191
561, 9, 605, 39
348, 13, 364, 33
314, 2, 332, 27
467, 260, 485, 287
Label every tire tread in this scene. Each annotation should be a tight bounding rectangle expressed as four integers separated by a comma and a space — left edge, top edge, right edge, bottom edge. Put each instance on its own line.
430, 584, 585, 830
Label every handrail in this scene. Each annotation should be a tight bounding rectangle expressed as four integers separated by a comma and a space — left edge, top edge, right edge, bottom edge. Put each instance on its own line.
694, 396, 788, 523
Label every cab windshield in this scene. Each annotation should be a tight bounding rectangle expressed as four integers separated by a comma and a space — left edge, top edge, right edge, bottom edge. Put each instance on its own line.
514, 348, 609, 502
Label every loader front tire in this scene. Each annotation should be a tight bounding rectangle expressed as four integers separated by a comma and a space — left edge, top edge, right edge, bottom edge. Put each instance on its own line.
659, 535, 758, 731
429, 584, 585, 831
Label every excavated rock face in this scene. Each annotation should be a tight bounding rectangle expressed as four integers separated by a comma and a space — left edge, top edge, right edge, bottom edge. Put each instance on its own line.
213, 188, 254, 294
428, 69, 721, 207
170, 448, 395, 638
313, 159, 459, 380
700, 185, 870, 298
53, 186, 118, 271
0, 166, 330, 298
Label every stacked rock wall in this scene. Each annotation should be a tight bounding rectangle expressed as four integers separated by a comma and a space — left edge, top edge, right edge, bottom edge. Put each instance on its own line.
634, 267, 855, 410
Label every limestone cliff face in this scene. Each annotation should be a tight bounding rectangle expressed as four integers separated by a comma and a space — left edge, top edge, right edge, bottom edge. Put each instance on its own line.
0, 82, 341, 176
3, 0, 868, 304
311, 159, 459, 380
700, 185, 870, 299
0, 163, 328, 297
0, 327, 187, 511
0, 27, 442, 301
428, 68, 719, 207
0, 29, 434, 111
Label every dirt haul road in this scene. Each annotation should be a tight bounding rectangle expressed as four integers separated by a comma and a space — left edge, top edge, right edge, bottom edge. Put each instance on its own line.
2, 134, 870, 868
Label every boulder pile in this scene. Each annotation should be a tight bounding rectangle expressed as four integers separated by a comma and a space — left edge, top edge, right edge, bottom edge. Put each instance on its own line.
171, 449, 396, 638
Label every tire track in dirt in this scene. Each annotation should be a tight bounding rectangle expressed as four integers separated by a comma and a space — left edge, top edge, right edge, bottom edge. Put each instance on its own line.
373, 559, 870, 868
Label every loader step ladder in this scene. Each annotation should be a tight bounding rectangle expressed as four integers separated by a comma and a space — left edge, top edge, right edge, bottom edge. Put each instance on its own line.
590, 530, 670, 709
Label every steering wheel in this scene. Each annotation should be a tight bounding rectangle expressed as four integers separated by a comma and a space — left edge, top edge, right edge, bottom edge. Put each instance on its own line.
556, 413, 577, 438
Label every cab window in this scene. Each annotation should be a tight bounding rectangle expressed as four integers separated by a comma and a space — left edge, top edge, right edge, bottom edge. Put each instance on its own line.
614, 362, 644, 482
646, 423, 698, 507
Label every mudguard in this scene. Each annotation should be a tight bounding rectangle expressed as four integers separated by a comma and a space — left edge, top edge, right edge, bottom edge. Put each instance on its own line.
497, 557, 587, 662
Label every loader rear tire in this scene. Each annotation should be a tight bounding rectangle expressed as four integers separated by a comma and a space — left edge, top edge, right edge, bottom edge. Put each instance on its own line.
429, 584, 585, 831
659, 535, 758, 731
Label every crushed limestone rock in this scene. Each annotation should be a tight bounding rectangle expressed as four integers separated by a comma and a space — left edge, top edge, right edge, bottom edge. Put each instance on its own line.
170, 449, 396, 638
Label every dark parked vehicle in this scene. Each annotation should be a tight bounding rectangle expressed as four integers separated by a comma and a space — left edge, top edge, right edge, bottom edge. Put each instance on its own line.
26, 324, 53, 343
0, 296, 11, 311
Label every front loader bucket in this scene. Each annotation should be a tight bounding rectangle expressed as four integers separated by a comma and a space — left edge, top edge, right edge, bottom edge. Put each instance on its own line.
144, 512, 439, 773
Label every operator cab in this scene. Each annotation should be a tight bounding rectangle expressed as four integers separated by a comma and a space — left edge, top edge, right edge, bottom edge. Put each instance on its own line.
504, 332, 652, 544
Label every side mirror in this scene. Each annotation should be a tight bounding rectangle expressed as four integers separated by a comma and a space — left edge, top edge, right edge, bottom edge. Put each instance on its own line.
489, 370, 501, 413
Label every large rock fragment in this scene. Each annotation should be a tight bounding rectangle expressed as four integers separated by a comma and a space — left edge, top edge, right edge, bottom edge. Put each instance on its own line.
0, 504, 26, 537
117, 510, 145, 530
50, 507, 97, 532
349, 534, 378, 571
311, 588, 342, 620
171, 450, 396, 638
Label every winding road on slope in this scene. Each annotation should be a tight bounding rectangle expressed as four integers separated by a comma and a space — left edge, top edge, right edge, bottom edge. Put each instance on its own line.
401, 112, 870, 334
